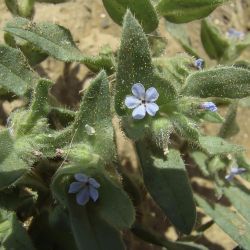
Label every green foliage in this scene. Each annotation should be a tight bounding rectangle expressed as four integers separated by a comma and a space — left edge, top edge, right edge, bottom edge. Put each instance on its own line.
199, 136, 244, 155
0, 208, 35, 249
156, 0, 229, 23
4, 0, 34, 18
136, 145, 196, 234
182, 67, 250, 99
0, 44, 39, 96
4, 17, 114, 73
102, 0, 158, 33
115, 11, 177, 116
196, 195, 250, 249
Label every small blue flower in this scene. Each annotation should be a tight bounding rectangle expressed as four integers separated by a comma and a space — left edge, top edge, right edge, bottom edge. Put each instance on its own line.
200, 102, 217, 112
225, 166, 246, 181
125, 83, 159, 120
68, 173, 100, 206
226, 28, 245, 40
194, 59, 204, 70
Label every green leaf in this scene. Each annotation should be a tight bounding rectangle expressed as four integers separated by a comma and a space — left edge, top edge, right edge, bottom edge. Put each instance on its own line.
132, 224, 208, 250
0, 209, 35, 250
170, 113, 200, 142
4, 17, 114, 72
102, 0, 159, 33
52, 163, 135, 230
115, 11, 177, 115
190, 151, 210, 176
165, 21, 199, 58
218, 102, 239, 138
201, 19, 229, 60
16, 78, 52, 136
4, 33, 48, 66
36, 0, 70, 3
0, 129, 30, 190
0, 44, 39, 96
156, 0, 229, 23
196, 194, 250, 249
73, 71, 114, 162
199, 136, 244, 155
153, 53, 194, 91
136, 145, 196, 234
223, 185, 250, 222
68, 204, 125, 250
198, 110, 224, 124
182, 67, 250, 99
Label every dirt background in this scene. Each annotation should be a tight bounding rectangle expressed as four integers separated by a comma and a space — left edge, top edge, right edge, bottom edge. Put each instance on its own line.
0, 0, 250, 249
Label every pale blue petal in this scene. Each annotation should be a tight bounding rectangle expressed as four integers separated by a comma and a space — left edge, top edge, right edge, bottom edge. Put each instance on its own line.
68, 182, 83, 193
145, 87, 159, 102
201, 102, 217, 112
76, 187, 89, 206
132, 83, 145, 99
231, 167, 246, 175
132, 104, 146, 120
89, 178, 100, 188
146, 103, 159, 116
225, 174, 234, 181
125, 96, 141, 109
74, 173, 88, 183
89, 186, 99, 202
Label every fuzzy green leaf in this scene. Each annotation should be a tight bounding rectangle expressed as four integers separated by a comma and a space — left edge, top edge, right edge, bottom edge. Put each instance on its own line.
196, 195, 250, 249
73, 71, 114, 162
52, 163, 135, 230
199, 136, 244, 155
0, 44, 39, 96
115, 11, 177, 115
153, 53, 194, 91
68, 204, 125, 250
156, 0, 229, 23
102, 0, 158, 33
136, 145, 196, 234
0, 209, 35, 250
182, 67, 250, 99
201, 19, 229, 60
4, 17, 114, 72
218, 102, 239, 138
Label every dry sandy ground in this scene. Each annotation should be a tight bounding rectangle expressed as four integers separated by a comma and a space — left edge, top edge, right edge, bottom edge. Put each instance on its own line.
0, 0, 250, 249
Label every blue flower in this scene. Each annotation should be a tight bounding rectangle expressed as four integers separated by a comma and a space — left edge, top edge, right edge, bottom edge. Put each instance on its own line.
200, 102, 217, 112
225, 166, 246, 181
227, 28, 245, 40
125, 83, 159, 120
194, 59, 204, 70
68, 173, 100, 206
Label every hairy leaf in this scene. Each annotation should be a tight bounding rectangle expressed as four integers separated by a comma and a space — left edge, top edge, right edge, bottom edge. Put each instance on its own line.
157, 0, 229, 23
0, 44, 39, 96
115, 11, 177, 115
136, 145, 196, 234
102, 0, 158, 33
182, 67, 250, 99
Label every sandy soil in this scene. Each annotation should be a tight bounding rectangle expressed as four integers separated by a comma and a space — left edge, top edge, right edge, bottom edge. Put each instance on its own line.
0, 0, 250, 249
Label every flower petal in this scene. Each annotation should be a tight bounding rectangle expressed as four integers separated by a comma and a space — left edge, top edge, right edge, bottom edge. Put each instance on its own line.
145, 103, 159, 116
225, 174, 234, 181
89, 186, 99, 202
132, 83, 145, 99
132, 104, 146, 120
125, 96, 141, 109
74, 173, 88, 183
145, 87, 159, 102
89, 178, 100, 188
76, 187, 89, 206
68, 182, 83, 193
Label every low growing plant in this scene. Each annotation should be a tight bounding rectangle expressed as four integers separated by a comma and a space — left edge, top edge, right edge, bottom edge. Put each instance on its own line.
1, 0, 250, 249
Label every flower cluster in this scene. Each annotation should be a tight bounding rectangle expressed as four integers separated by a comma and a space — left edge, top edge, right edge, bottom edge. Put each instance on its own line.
125, 83, 159, 120
68, 173, 100, 206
